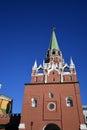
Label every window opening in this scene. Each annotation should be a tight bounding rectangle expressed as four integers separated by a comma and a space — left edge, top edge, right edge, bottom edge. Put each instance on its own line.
53, 77, 55, 81
47, 102, 56, 111
52, 51, 55, 55
31, 98, 37, 107
49, 93, 54, 98
64, 67, 70, 72
66, 97, 73, 107
70, 76, 72, 80
38, 69, 43, 74
63, 76, 65, 81
53, 71, 54, 75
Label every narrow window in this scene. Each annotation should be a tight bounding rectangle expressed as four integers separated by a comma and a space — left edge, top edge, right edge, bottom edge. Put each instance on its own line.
70, 76, 72, 80
52, 51, 55, 55
53, 71, 54, 75
31, 98, 37, 107
53, 77, 55, 81
63, 76, 65, 81
36, 77, 38, 82
58, 51, 60, 56
49, 93, 54, 98
66, 97, 73, 107
43, 76, 45, 82
85, 116, 87, 123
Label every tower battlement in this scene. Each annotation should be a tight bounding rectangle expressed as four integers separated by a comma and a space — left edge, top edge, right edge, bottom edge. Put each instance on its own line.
0, 114, 10, 118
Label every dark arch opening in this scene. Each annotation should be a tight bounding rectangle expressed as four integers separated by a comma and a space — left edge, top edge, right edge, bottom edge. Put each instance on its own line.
64, 67, 70, 72
44, 123, 61, 130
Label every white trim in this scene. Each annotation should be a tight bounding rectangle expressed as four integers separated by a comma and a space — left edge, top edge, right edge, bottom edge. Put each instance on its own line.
18, 123, 25, 129
80, 124, 87, 130
45, 75, 47, 83
0, 95, 12, 101
61, 73, 63, 82
43, 124, 47, 130
47, 102, 56, 111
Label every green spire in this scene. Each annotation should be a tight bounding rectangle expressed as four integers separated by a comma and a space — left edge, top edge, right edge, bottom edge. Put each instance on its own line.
49, 28, 60, 50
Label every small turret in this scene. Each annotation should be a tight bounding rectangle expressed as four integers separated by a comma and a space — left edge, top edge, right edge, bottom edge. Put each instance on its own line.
70, 57, 76, 74
32, 60, 38, 76
33, 60, 37, 69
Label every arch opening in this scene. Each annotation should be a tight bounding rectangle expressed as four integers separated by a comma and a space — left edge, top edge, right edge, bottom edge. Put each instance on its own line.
44, 123, 61, 130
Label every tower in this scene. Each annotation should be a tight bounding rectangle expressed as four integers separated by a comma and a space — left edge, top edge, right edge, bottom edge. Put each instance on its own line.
19, 29, 86, 130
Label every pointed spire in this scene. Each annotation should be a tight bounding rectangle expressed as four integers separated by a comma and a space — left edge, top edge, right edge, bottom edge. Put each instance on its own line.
70, 57, 74, 65
33, 60, 37, 69
70, 57, 75, 68
49, 27, 60, 50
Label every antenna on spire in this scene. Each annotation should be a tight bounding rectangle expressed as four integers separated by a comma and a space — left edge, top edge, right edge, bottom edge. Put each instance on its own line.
52, 27, 56, 32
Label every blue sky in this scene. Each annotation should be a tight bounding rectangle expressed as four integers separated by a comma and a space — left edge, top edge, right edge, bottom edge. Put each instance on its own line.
0, 0, 87, 113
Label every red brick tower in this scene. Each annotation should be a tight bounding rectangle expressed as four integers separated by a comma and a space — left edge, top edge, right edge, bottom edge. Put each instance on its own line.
19, 29, 86, 130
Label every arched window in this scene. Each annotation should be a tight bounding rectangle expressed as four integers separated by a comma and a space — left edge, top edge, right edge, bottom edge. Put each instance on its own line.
66, 97, 73, 107
64, 67, 70, 72
49, 93, 54, 98
31, 98, 37, 107
38, 69, 43, 74
52, 50, 55, 55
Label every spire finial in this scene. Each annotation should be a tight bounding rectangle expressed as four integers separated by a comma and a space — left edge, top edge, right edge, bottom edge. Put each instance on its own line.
70, 57, 74, 66
70, 57, 75, 69
52, 27, 56, 32
33, 60, 37, 68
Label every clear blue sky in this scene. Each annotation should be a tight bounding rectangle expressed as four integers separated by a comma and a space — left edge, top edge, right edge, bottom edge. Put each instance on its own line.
0, 0, 87, 113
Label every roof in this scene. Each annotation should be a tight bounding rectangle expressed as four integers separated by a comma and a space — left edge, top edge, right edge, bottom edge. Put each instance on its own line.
0, 95, 12, 115
49, 29, 60, 50
0, 94, 12, 101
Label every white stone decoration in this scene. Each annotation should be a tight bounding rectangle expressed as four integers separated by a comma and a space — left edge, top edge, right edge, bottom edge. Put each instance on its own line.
80, 124, 87, 130
18, 123, 25, 129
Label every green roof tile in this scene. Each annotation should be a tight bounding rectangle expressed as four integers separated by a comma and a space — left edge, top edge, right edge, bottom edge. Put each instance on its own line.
49, 30, 60, 50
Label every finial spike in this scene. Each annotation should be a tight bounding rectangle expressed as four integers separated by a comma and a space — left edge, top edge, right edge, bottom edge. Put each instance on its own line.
52, 27, 56, 32
33, 60, 37, 68
70, 57, 74, 65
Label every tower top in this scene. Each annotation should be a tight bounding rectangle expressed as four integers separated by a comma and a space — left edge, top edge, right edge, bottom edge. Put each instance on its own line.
49, 28, 60, 51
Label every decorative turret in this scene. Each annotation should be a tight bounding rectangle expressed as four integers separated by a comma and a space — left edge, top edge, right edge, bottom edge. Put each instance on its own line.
32, 60, 38, 76
70, 57, 76, 74
33, 60, 37, 69
31, 29, 77, 83
45, 28, 63, 63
